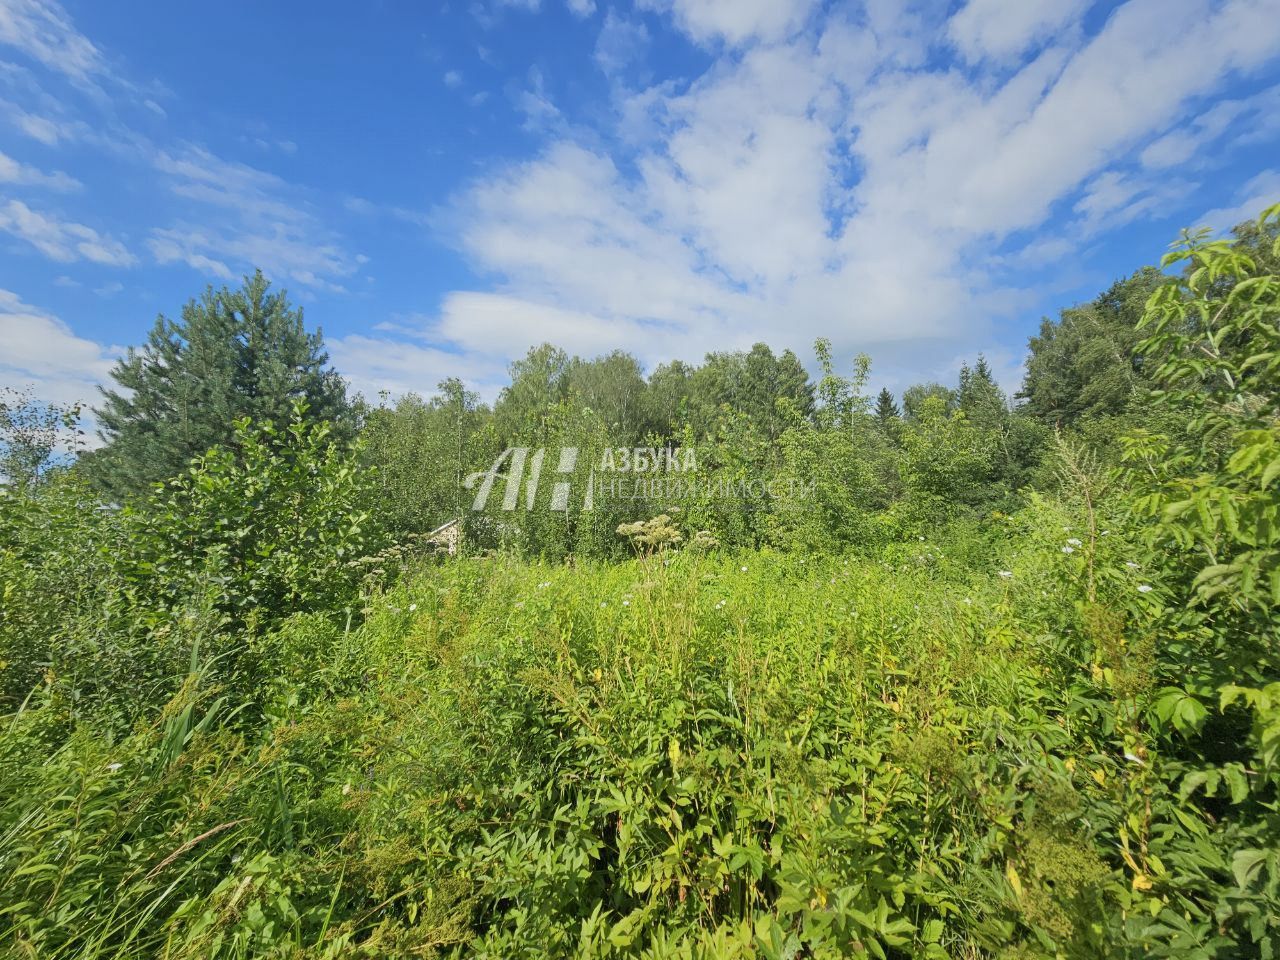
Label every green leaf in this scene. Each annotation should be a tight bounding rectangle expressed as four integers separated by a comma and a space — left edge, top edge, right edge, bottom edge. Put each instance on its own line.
1231, 848, 1269, 889
1261, 455, 1280, 490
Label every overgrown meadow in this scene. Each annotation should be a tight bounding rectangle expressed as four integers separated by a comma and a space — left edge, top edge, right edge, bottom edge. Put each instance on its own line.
1, 212, 1278, 958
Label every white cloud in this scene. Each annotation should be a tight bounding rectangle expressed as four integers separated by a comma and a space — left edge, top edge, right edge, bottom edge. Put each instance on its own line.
2, 0, 1277, 404
147, 228, 234, 279
415, 0, 1280, 384
149, 145, 363, 290
438, 292, 668, 358
1196, 171, 1280, 232
1072, 170, 1196, 234
0, 197, 134, 265
0, 288, 118, 411
10, 107, 72, 144
512, 65, 561, 129
948, 0, 1091, 63
594, 12, 649, 75
0, 148, 78, 190
637, 0, 818, 45
327, 332, 507, 401
1142, 82, 1280, 168
0, 0, 107, 87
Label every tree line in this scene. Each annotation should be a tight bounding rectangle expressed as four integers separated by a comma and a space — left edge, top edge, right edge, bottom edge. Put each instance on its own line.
2, 212, 1277, 564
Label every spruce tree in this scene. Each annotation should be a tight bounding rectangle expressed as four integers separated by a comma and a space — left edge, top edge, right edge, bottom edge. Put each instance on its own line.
874, 387, 900, 429
90, 271, 349, 499
957, 354, 1007, 431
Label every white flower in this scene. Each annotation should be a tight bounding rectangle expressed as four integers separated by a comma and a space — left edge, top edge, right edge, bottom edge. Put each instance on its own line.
1137, 584, 1154, 594
740, 565, 748, 572
917, 535, 925, 541
998, 570, 1013, 579
622, 599, 631, 607
1066, 538, 1082, 547
408, 603, 417, 612
600, 601, 607, 608
106, 762, 122, 772
1125, 562, 1139, 570
1062, 546, 1075, 554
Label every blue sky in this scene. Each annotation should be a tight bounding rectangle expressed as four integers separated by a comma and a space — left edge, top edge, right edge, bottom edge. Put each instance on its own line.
1, 0, 1279, 420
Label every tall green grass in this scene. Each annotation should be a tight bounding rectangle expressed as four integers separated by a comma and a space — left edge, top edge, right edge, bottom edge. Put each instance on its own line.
4, 541, 1177, 958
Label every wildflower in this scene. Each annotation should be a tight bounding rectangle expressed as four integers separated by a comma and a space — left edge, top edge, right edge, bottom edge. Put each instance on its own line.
740, 565, 748, 572
998, 570, 1013, 579
600, 601, 608, 608
1066, 538, 1082, 547
622, 599, 631, 607
106, 762, 122, 772
917, 535, 925, 541
1061, 546, 1075, 554
1137, 584, 1153, 594
408, 603, 417, 612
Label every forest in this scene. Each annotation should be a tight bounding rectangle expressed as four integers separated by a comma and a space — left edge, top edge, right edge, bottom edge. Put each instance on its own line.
0, 206, 1277, 958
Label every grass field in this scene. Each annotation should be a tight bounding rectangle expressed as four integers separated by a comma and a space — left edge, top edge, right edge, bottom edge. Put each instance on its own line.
4, 531, 1211, 958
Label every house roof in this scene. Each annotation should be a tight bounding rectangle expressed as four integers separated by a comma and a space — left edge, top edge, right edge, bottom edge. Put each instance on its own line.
426, 518, 462, 538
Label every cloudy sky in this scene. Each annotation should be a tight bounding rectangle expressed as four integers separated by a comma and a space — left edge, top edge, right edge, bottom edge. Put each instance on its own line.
1, 0, 1279, 413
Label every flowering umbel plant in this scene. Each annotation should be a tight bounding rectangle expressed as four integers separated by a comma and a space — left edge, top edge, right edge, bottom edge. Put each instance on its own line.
616, 514, 682, 556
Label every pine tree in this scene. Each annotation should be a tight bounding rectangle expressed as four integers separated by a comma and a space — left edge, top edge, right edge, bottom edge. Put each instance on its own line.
90, 271, 349, 499
874, 387, 900, 429
957, 355, 1007, 431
